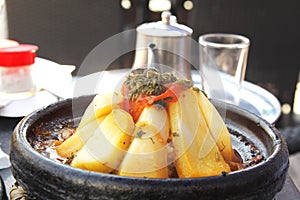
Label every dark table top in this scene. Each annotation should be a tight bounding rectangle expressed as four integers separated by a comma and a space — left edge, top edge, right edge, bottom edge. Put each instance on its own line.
1, 115, 300, 200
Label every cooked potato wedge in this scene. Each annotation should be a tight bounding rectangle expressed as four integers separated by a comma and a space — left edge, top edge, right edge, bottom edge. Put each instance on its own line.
168, 89, 231, 178
56, 118, 104, 158
194, 90, 234, 162
71, 109, 134, 172
57, 92, 123, 158
77, 92, 123, 130
137, 105, 169, 143
118, 105, 169, 178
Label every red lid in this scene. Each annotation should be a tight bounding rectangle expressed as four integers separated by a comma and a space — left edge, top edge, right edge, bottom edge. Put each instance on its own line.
0, 44, 39, 67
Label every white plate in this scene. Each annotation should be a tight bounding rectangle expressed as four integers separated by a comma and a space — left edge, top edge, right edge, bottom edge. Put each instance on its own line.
239, 81, 281, 124
192, 71, 281, 124
73, 69, 281, 124
0, 90, 58, 118
4, 66, 280, 123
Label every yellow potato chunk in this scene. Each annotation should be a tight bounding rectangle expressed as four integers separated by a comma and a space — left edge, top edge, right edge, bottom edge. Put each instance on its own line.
118, 105, 169, 178
71, 109, 134, 173
168, 89, 231, 178
56, 92, 123, 158
194, 90, 234, 162
78, 92, 124, 130
56, 118, 103, 158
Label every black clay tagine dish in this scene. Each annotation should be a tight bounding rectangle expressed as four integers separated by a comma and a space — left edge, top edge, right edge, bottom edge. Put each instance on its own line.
10, 95, 289, 200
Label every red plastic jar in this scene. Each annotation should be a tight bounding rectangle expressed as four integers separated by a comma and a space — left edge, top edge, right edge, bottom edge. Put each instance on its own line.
0, 44, 39, 99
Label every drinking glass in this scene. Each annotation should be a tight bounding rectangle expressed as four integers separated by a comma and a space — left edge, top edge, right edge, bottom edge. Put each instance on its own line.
199, 33, 250, 105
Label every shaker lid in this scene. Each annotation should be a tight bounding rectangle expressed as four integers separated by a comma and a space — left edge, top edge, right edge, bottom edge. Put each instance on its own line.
137, 11, 193, 37
0, 44, 39, 67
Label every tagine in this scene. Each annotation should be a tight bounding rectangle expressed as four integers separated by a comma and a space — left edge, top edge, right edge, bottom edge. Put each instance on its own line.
31, 68, 263, 178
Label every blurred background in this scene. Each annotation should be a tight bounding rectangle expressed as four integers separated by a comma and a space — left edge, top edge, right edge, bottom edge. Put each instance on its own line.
2, 0, 299, 118
1, 0, 300, 190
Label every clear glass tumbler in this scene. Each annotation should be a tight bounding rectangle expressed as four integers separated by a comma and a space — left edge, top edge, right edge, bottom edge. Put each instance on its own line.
199, 33, 250, 105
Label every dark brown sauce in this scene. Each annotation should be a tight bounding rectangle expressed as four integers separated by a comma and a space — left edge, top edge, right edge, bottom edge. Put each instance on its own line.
30, 119, 76, 164
30, 120, 263, 175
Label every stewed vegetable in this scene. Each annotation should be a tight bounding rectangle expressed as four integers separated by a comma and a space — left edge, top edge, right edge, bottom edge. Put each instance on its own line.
55, 68, 239, 178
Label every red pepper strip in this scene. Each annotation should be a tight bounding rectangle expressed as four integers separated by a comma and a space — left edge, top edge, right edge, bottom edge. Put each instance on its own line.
130, 98, 147, 122
144, 83, 187, 105
119, 94, 149, 122
120, 83, 188, 122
